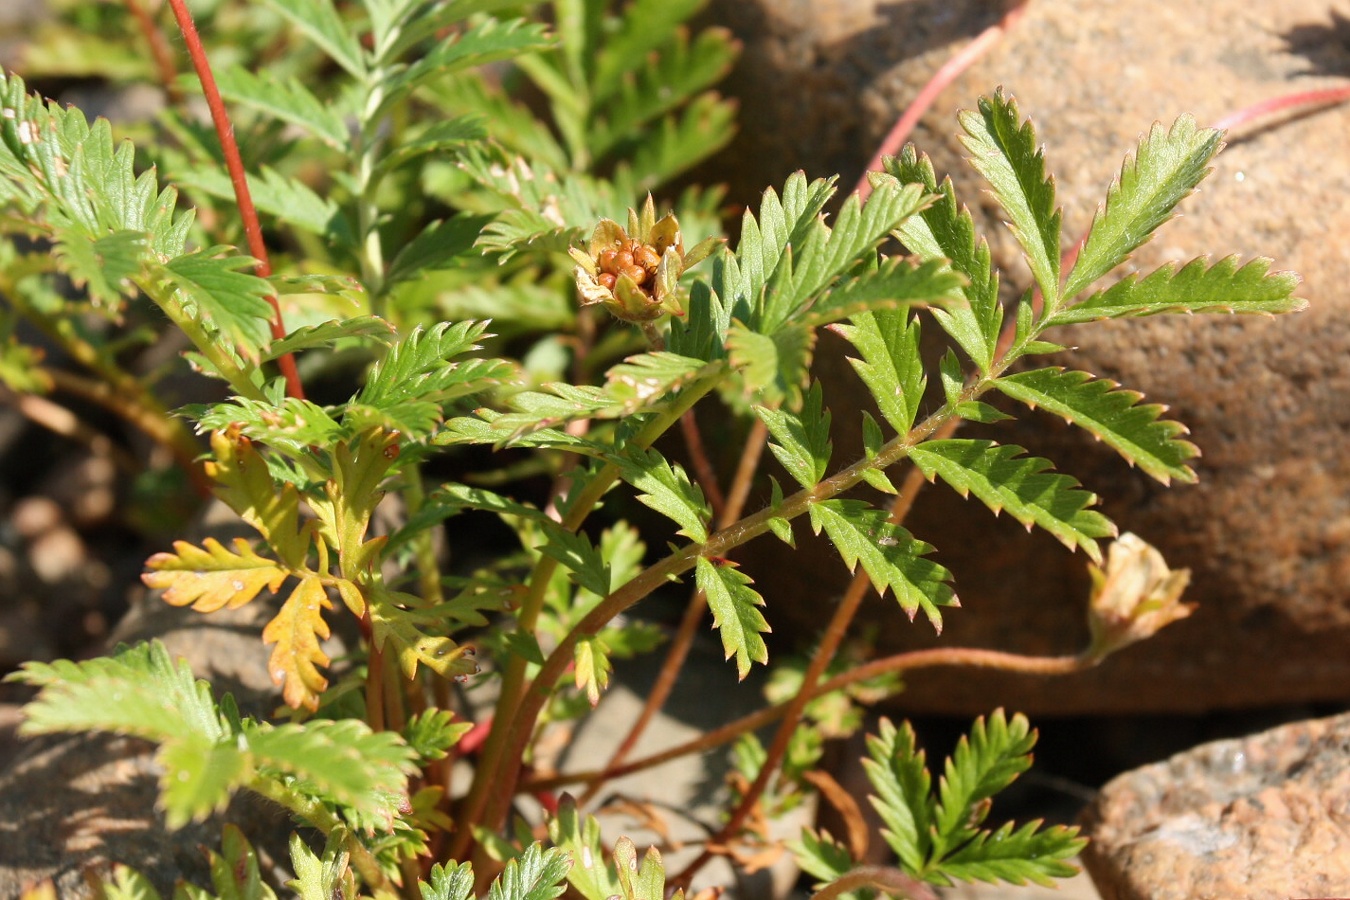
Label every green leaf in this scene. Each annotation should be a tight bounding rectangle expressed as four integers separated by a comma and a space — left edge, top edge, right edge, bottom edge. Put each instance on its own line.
995, 367, 1200, 484
1047, 255, 1305, 325
1065, 115, 1224, 299
369, 586, 478, 681
420, 861, 476, 900
262, 0, 366, 78
262, 316, 397, 361
958, 90, 1062, 309
931, 710, 1036, 860
538, 528, 611, 598
863, 718, 933, 874
378, 18, 552, 117
287, 830, 356, 900
726, 321, 815, 409
788, 829, 856, 893
53, 227, 147, 306
908, 439, 1114, 561
695, 557, 770, 679
549, 797, 623, 900
203, 825, 278, 900
938, 820, 1085, 887
807, 499, 956, 630
756, 380, 832, 489
374, 116, 486, 180
800, 256, 963, 327
485, 843, 570, 900
12, 640, 225, 744
884, 148, 1001, 372
613, 837, 679, 900
101, 866, 165, 900
834, 308, 925, 436
245, 718, 418, 829
201, 427, 312, 567
153, 249, 276, 362
385, 214, 494, 287
612, 446, 710, 542
352, 321, 514, 436
214, 66, 349, 149
403, 709, 472, 763
625, 93, 737, 190
158, 736, 250, 829
176, 166, 351, 245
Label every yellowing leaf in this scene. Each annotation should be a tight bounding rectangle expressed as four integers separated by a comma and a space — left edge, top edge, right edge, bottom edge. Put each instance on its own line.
262, 575, 332, 710
368, 587, 478, 681
142, 537, 289, 612
206, 426, 310, 568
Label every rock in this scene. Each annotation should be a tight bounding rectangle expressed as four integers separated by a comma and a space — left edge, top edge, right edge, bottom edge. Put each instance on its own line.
710, 0, 1350, 712
1080, 710, 1350, 899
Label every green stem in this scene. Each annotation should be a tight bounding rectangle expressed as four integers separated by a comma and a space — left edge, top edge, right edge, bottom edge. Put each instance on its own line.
248, 778, 390, 892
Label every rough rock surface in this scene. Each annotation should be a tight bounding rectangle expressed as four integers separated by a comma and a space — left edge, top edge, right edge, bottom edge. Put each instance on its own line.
710, 0, 1350, 713
1080, 710, 1350, 899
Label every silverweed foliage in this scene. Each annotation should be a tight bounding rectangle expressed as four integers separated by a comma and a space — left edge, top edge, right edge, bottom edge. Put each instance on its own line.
0, 0, 1304, 897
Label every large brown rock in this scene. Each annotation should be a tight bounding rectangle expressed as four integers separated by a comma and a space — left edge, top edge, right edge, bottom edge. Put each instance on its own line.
711, 0, 1350, 712
1080, 710, 1350, 899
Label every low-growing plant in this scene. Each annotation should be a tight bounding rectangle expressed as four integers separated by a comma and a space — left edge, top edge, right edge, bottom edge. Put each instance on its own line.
0, 1, 1304, 898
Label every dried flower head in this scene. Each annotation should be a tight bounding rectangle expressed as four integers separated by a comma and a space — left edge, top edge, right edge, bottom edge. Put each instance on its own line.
1085, 532, 1193, 663
569, 195, 721, 323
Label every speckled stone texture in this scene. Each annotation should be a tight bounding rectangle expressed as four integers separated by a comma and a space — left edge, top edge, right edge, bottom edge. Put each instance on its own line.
710, 0, 1350, 713
1080, 710, 1350, 899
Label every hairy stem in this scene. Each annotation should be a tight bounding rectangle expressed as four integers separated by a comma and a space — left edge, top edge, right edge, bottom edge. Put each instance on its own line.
524, 647, 1090, 793
810, 866, 938, 900
123, 0, 181, 102
249, 778, 390, 892
163, 0, 305, 400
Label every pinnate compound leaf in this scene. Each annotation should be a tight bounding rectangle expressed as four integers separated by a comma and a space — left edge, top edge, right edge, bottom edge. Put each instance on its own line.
539, 528, 611, 599
1047, 255, 1305, 325
958, 89, 1062, 309
261, 575, 333, 711
420, 861, 475, 900
756, 380, 832, 489
884, 148, 1001, 372
245, 718, 418, 828
11, 640, 225, 743
612, 446, 710, 542
807, 500, 956, 630
834, 308, 925, 436
863, 718, 933, 874
1065, 115, 1223, 298
726, 321, 816, 409
996, 368, 1199, 484
908, 439, 1114, 562
143, 537, 289, 613
695, 557, 770, 680
485, 843, 570, 900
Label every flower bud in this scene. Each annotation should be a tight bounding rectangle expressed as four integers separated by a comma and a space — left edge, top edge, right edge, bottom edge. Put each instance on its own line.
1085, 532, 1193, 663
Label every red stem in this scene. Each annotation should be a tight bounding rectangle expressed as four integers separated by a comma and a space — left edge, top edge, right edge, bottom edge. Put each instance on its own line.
855, 0, 1030, 200
1211, 85, 1350, 134
164, 0, 305, 400
123, 0, 182, 102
